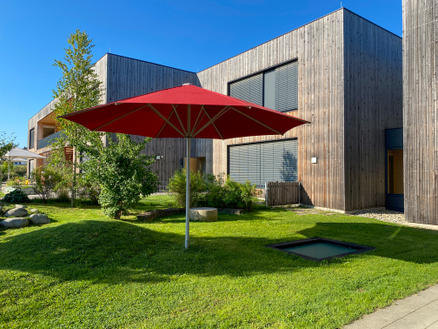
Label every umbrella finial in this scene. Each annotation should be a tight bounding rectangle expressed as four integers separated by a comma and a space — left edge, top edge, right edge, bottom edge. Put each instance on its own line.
182, 82, 192, 86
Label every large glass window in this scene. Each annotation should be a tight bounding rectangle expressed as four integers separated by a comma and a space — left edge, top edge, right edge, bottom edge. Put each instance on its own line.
228, 139, 298, 187
229, 61, 298, 112
29, 128, 35, 149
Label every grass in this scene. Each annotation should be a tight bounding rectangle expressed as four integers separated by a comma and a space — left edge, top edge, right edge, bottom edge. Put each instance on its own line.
1, 195, 438, 328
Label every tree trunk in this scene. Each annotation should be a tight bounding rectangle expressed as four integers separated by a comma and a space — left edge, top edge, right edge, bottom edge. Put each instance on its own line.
71, 149, 77, 207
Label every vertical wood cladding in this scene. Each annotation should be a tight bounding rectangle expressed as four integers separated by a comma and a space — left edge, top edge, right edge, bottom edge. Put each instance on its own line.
197, 9, 346, 210
105, 54, 210, 189
343, 11, 403, 210
197, 9, 402, 211
403, 0, 438, 224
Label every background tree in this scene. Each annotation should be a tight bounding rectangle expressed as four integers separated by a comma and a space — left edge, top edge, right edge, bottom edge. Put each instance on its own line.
81, 134, 158, 219
0, 131, 15, 158
0, 131, 16, 182
52, 30, 102, 206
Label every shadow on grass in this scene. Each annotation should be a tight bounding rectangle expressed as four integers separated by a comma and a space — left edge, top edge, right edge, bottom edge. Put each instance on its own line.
0, 219, 438, 285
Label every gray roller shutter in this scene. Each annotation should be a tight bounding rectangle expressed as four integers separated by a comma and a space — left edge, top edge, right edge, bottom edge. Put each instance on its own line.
229, 139, 298, 187
275, 61, 298, 112
229, 73, 263, 106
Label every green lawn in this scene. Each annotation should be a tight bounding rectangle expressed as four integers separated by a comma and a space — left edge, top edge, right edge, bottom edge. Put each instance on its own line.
1, 196, 438, 328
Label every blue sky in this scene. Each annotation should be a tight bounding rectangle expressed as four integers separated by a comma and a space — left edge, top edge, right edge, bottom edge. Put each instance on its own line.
0, 0, 402, 147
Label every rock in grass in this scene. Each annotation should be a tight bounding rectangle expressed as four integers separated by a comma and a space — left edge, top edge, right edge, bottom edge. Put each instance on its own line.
0, 218, 29, 228
30, 208, 39, 214
14, 204, 27, 209
5, 207, 28, 217
190, 207, 218, 222
29, 214, 50, 225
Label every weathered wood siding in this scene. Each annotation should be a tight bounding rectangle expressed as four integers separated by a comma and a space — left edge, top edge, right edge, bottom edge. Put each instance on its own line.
266, 182, 301, 206
198, 9, 346, 210
106, 54, 211, 188
403, 0, 438, 224
343, 11, 403, 210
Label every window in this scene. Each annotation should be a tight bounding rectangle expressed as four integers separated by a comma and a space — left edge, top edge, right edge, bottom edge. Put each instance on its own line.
228, 139, 298, 187
42, 127, 55, 138
229, 61, 298, 112
29, 128, 35, 149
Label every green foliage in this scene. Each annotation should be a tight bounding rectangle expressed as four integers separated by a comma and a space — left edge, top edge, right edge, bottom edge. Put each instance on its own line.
52, 30, 103, 206
168, 169, 206, 207
82, 134, 158, 219
168, 171, 256, 210
0, 131, 15, 159
5, 177, 27, 188
2, 189, 30, 203
12, 165, 26, 178
33, 167, 69, 203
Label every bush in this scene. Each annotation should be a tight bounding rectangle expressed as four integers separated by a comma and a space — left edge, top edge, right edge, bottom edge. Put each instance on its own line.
2, 189, 30, 203
33, 167, 68, 203
224, 179, 256, 210
82, 134, 158, 219
168, 171, 256, 211
168, 169, 206, 207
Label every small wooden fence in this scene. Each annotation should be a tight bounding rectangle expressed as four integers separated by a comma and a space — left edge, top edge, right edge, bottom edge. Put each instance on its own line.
265, 181, 301, 206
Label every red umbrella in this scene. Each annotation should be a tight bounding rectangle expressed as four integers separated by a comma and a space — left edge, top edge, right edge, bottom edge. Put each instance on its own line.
61, 84, 308, 248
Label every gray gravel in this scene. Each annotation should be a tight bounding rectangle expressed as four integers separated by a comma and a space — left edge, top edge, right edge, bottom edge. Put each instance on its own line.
351, 207, 438, 231
351, 207, 406, 224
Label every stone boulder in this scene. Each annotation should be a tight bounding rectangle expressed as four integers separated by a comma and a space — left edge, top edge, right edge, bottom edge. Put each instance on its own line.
0, 218, 29, 228
29, 214, 50, 225
5, 207, 29, 217
30, 208, 39, 214
190, 207, 218, 222
15, 204, 27, 209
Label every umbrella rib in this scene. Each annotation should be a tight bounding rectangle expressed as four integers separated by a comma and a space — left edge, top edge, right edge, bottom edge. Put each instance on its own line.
171, 105, 188, 136
201, 107, 223, 139
193, 106, 229, 138
147, 104, 185, 137
93, 104, 148, 131
190, 105, 205, 136
155, 110, 176, 138
187, 104, 191, 135
229, 106, 282, 135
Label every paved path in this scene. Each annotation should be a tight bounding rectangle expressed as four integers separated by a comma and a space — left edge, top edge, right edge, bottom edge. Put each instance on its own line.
345, 284, 438, 329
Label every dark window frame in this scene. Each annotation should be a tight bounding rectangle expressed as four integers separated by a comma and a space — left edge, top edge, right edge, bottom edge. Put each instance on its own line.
227, 59, 298, 112
29, 128, 35, 149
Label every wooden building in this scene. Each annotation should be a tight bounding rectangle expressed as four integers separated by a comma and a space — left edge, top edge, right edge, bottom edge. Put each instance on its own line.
403, 0, 438, 224
28, 8, 403, 212
197, 8, 402, 211
27, 53, 205, 188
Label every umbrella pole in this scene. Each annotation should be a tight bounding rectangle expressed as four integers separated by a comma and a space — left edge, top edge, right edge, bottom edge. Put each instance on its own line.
185, 137, 191, 249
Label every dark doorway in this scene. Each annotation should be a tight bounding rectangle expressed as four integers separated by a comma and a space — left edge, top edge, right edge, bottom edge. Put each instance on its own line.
385, 128, 404, 212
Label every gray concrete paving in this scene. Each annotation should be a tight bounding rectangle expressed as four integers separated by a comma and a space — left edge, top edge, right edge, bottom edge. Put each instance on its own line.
345, 284, 438, 329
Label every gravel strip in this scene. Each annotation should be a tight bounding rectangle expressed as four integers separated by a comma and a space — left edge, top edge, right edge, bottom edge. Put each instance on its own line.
351, 207, 406, 224
351, 207, 438, 231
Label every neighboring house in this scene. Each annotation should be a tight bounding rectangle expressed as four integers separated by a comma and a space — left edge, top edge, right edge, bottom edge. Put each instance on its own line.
27, 54, 205, 189
403, 0, 438, 225
28, 8, 403, 213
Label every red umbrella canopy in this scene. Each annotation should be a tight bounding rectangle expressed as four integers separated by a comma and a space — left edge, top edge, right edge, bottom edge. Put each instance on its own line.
61, 84, 308, 139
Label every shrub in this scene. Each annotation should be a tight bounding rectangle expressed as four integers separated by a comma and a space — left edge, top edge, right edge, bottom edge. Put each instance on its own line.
168, 169, 206, 208
168, 171, 256, 211
33, 167, 68, 202
82, 134, 158, 219
2, 189, 30, 204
